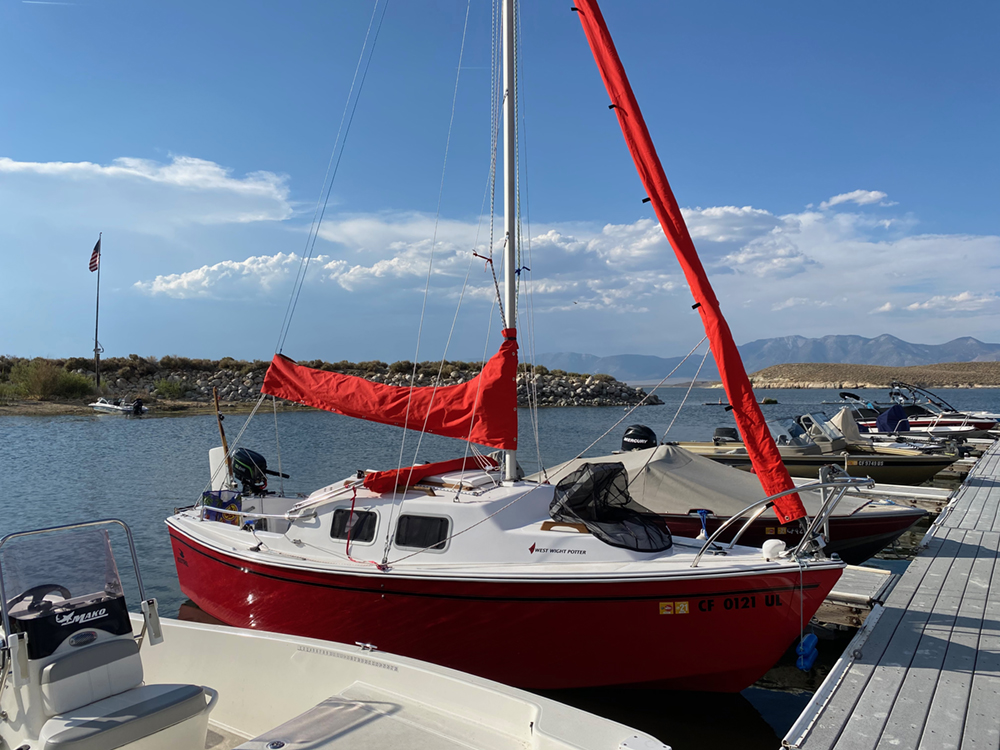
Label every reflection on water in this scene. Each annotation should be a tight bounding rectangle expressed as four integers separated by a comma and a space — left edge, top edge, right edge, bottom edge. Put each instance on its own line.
4, 386, 990, 747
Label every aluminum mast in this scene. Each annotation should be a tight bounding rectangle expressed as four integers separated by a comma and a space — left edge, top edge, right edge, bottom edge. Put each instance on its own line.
502, 0, 518, 482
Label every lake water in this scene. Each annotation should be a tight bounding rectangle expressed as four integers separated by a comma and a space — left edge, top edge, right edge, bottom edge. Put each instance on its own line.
2, 387, 998, 748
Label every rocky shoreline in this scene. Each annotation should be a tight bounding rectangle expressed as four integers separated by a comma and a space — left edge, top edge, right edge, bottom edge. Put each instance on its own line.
1, 359, 663, 416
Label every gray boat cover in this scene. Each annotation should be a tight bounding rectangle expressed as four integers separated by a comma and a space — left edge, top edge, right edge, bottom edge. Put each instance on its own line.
830, 407, 869, 445
532, 444, 871, 518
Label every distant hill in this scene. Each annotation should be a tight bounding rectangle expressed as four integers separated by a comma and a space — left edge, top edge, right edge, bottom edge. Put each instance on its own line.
537, 335, 1000, 383
738, 334, 1000, 372
750, 361, 1000, 389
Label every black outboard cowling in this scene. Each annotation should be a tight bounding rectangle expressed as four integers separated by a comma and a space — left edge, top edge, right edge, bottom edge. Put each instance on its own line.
713, 427, 740, 444
621, 424, 658, 452
232, 448, 290, 496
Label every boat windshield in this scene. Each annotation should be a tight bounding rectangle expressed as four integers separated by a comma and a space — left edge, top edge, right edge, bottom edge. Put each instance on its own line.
797, 412, 846, 443
0, 528, 124, 618
767, 418, 814, 448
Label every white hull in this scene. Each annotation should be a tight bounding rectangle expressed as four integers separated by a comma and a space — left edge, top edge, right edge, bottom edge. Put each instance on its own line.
136, 614, 663, 750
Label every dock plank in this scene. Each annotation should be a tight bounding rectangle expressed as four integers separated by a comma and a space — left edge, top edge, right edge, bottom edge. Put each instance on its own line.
788, 441, 1000, 750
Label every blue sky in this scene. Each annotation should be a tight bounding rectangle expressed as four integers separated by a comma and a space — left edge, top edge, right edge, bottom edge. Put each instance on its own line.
2, 0, 998, 365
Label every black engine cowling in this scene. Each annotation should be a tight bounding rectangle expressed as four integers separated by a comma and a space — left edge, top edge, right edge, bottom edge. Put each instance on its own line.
621, 424, 658, 452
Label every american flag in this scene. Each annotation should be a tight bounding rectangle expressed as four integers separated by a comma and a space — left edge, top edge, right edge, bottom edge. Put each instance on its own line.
89, 237, 101, 272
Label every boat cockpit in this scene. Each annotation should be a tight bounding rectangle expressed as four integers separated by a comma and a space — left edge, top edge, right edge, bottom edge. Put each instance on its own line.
0, 521, 216, 750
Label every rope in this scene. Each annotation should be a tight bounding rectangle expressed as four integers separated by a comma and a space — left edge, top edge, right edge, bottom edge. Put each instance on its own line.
272, 395, 285, 497
661, 342, 711, 441
275, 0, 389, 354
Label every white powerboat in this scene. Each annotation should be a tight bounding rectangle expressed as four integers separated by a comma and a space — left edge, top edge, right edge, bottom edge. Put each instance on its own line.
0, 520, 669, 750
89, 397, 148, 416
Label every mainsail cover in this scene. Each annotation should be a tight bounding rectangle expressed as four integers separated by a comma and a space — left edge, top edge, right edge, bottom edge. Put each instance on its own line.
262, 329, 518, 451
573, 0, 806, 523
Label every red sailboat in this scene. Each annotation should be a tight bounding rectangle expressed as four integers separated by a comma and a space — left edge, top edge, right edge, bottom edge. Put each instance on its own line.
168, 0, 857, 692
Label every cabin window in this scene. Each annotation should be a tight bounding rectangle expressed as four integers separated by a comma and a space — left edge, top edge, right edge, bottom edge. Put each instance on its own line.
394, 515, 450, 551
330, 509, 377, 544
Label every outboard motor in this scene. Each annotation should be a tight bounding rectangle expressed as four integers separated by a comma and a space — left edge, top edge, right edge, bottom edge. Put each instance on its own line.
621, 424, 658, 452
712, 427, 740, 445
232, 448, 290, 496
131, 397, 144, 416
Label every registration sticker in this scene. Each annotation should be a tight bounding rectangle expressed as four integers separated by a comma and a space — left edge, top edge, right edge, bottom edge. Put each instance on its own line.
659, 601, 690, 615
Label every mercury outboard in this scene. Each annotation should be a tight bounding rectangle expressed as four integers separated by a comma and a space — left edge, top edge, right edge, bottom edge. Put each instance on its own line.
621, 424, 658, 452
232, 448, 290, 496
712, 427, 740, 445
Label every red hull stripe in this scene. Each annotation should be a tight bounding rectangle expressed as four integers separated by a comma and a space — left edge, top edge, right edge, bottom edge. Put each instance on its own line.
171, 531, 822, 602
572, 0, 806, 523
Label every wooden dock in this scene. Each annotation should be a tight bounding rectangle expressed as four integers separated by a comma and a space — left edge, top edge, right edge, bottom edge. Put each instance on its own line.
784, 439, 1000, 749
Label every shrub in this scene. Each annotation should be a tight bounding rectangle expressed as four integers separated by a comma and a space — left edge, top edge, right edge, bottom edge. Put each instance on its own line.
0, 382, 25, 403
155, 379, 189, 399
593, 373, 615, 382
388, 361, 413, 374
9, 359, 94, 399
63, 357, 93, 372
53, 371, 94, 399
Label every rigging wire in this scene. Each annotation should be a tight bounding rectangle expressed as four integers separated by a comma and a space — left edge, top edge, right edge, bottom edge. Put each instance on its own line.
275, 0, 389, 354
380, 0, 475, 563
539, 336, 709, 483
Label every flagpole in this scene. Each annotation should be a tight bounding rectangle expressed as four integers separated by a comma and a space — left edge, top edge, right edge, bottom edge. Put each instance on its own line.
94, 232, 102, 388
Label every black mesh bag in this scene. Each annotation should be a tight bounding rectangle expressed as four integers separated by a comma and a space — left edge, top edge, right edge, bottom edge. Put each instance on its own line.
550, 462, 672, 553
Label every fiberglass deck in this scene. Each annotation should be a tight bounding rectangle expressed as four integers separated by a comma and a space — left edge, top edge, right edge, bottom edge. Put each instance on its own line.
784, 439, 1000, 750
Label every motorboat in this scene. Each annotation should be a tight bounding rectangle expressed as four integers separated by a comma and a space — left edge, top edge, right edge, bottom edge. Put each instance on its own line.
674, 412, 959, 485
0, 520, 670, 750
836, 384, 997, 438
536, 442, 926, 566
168, 0, 854, 694
89, 397, 148, 416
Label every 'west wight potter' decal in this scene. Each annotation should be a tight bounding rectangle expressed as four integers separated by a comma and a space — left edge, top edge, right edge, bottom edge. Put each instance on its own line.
529, 543, 586, 556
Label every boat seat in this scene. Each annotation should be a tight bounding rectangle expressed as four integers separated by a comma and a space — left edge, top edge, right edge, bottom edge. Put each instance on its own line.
38, 683, 211, 750
41, 639, 144, 716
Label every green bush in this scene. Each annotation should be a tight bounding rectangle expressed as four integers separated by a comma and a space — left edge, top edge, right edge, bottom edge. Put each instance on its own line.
9, 359, 94, 399
155, 379, 189, 399
388, 361, 413, 374
54, 371, 94, 398
0, 382, 26, 403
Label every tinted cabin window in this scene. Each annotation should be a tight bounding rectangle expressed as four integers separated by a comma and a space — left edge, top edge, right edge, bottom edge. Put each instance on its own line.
330, 509, 377, 543
395, 515, 450, 551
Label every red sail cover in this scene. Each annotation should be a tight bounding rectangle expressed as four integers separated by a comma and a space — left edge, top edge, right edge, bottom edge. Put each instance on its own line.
363, 455, 498, 494
573, 1, 805, 523
262, 330, 518, 451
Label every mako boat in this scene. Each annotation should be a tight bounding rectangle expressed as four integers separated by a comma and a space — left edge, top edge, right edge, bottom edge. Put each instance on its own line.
0, 520, 669, 750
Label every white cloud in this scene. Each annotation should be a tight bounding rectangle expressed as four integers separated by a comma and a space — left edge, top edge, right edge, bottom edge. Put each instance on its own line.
128, 182, 1000, 348
134, 252, 311, 299
0, 155, 291, 229
905, 291, 999, 313
772, 297, 832, 311
820, 189, 896, 209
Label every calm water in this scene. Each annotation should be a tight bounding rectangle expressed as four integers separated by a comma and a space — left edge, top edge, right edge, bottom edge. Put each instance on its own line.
2, 387, 998, 748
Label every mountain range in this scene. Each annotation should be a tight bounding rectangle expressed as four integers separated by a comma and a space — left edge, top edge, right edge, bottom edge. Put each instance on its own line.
536, 335, 1000, 383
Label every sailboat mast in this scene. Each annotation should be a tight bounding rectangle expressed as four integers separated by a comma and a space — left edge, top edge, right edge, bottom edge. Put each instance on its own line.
502, 0, 518, 482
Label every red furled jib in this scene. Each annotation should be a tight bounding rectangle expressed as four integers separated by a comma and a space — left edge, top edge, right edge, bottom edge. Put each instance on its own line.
572, 1, 805, 523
